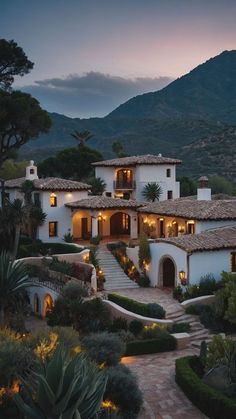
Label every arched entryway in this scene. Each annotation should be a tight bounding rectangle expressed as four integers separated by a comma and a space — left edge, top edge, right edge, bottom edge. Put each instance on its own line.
43, 294, 54, 317
161, 257, 176, 287
110, 212, 130, 236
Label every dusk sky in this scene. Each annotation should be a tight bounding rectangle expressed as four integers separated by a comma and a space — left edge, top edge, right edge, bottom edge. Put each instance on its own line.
1, 0, 236, 117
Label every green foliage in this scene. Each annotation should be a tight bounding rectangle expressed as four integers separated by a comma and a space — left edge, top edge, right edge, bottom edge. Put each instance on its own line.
112, 141, 128, 158
62, 280, 88, 299
209, 175, 235, 195
199, 274, 218, 295
70, 129, 93, 147
175, 356, 236, 418
200, 341, 208, 367
17, 242, 83, 257
138, 234, 151, 269
82, 332, 126, 366
38, 145, 102, 179
0, 328, 33, 387
206, 335, 235, 371
179, 176, 197, 197
141, 324, 168, 340
28, 327, 80, 353
109, 317, 128, 333
86, 176, 106, 195
0, 159, 27, 180
63, 232, 74, 242
0, 89, 51, 166
185, 304, 204, 315
75, 298, 111, 334
173, 285, 184, 301
14, 344, 107, 419
141, 182, 162, 202
47, 296, 75, 327
0, 38, 34, 90
0, 251, 33, 325
174, 274, 218, 302
90, 234, 102, 245
104, 364, 143, 419
108, 293, 165, 319
170, 322, 191, 333
125, 335, 176, 356
128, 320, 144, 337
136, 273, 150, 287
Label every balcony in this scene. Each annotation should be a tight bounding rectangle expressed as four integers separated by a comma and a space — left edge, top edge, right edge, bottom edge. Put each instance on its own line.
114, 180, 136, 190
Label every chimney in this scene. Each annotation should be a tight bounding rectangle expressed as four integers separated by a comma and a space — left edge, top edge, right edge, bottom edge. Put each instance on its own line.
25, 160, 38, 180
197, 176, 211, 201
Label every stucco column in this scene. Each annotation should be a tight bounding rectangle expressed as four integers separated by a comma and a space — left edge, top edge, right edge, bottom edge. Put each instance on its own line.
130, 212, 138, 239
91, 213, 98, 237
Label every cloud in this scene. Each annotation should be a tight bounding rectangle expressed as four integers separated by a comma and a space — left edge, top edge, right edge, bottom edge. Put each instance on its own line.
21, 72, 173, 118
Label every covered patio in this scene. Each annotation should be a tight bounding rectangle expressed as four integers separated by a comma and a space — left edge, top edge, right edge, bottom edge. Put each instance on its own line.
65, 196, 143, 241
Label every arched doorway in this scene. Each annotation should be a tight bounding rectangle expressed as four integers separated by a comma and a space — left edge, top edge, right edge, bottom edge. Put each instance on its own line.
110, 212, 130, 236
43, 294, 54, 317
162, 257, 175, 287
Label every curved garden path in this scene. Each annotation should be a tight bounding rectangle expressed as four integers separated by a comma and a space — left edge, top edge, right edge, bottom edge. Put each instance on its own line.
122, 348, 207, 419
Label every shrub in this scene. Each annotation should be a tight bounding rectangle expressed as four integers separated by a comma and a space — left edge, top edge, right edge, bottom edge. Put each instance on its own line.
185, 304, 204, 315
90, 235, 102, 245
28, 327, 80, 353
75, 298, 111, 334
116, 330, 135, 343
175, 356, 236, 418
62, 280, 88, 299
63, 232, 74, 242
173, 285, 183, 301
82, 332, 125, 366
199, 274, 218, 295
147, 303, 166, 319
125, 335, 176, 356
170, 322, 191, 333
129, 320, 144, 337
108, 294, 166, 319
47, 297, 74, 327
141, 324, 167, 340
109, 317, 128, 333
138, 234, 151, 270
104, 364, 143, 418
136, 273, 150, 287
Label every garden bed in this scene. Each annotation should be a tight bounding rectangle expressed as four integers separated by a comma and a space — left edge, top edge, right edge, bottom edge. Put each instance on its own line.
108, 293, 166, 319
175, 356, 236, 419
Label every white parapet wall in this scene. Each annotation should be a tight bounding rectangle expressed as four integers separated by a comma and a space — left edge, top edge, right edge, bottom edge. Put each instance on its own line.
181, 294, 215, 309
104, 300, 173, 326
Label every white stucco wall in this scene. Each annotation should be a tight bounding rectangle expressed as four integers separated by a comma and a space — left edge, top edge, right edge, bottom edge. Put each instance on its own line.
189, 249, 232, 284
28, 285, 59, 317
149, 242, 187, 287
95, 163, 179, 202
38, 190, 88, 242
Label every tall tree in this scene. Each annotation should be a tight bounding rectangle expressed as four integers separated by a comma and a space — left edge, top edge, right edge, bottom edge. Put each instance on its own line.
142, 182, 162, 202
70, 130, 93, 147
8, 199, 26, 260
29, 206, 47, 243
0, 39, 34, 91
112, 140, 128, 158
86, 177, 106, 195
0, 90, 51, 166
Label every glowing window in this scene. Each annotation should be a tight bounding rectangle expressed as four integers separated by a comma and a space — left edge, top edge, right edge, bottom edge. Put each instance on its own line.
50, 193, 57, 207
49, 222, 58, 237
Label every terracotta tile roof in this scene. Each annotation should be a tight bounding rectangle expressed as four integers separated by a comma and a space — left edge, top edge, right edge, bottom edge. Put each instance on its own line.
92, 154, 181, 167
156, 225, 236, 253
4, 177, 91, 191
139, 199, 236, 221
65, 196, 144, 210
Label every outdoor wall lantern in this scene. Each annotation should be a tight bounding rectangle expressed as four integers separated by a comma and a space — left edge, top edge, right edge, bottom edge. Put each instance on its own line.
179, 270, 187, 286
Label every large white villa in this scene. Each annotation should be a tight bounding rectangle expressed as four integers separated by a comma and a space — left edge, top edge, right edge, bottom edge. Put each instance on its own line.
3, 156, 236, 288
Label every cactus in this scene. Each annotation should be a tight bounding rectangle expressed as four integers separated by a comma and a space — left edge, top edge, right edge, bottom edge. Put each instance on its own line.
14, 344, 107, 419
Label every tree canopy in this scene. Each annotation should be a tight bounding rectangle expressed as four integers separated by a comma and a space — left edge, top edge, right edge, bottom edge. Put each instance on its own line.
38, 145, 103, 180
0, 39, 51, 166
0, 39, 34, 91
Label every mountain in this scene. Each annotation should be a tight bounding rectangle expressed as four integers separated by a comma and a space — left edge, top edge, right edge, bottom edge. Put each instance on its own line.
20, 50, 236, 178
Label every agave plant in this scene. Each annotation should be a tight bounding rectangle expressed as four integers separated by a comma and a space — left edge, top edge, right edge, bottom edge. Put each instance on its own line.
142, 182, 162, 202
14, 344, 107, 419
0, 251, 33, 326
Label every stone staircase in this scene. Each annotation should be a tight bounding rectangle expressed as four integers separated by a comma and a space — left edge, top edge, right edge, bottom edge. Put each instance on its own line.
97, 245, 139, 291
166, 308, 213, 348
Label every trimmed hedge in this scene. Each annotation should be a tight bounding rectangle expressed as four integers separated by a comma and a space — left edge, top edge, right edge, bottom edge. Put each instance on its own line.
175, 356, 236, 419
108, 293, 165, 319
125, 335, 176, 356
18, 242, 83, 258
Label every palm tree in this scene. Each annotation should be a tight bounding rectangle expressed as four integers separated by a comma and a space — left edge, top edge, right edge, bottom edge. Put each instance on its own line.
20, 180, 34, 206
15, 344, 107, 419
29, 206, 47, 243
0, 251, 33, 326
87, 177, 106, 195
9, 199, 26, 259
142, 182, 162, 202
70, 130, 93, 147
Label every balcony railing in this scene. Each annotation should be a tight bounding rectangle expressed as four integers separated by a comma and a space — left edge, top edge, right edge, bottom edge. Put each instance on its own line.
113, 180, 136, 190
